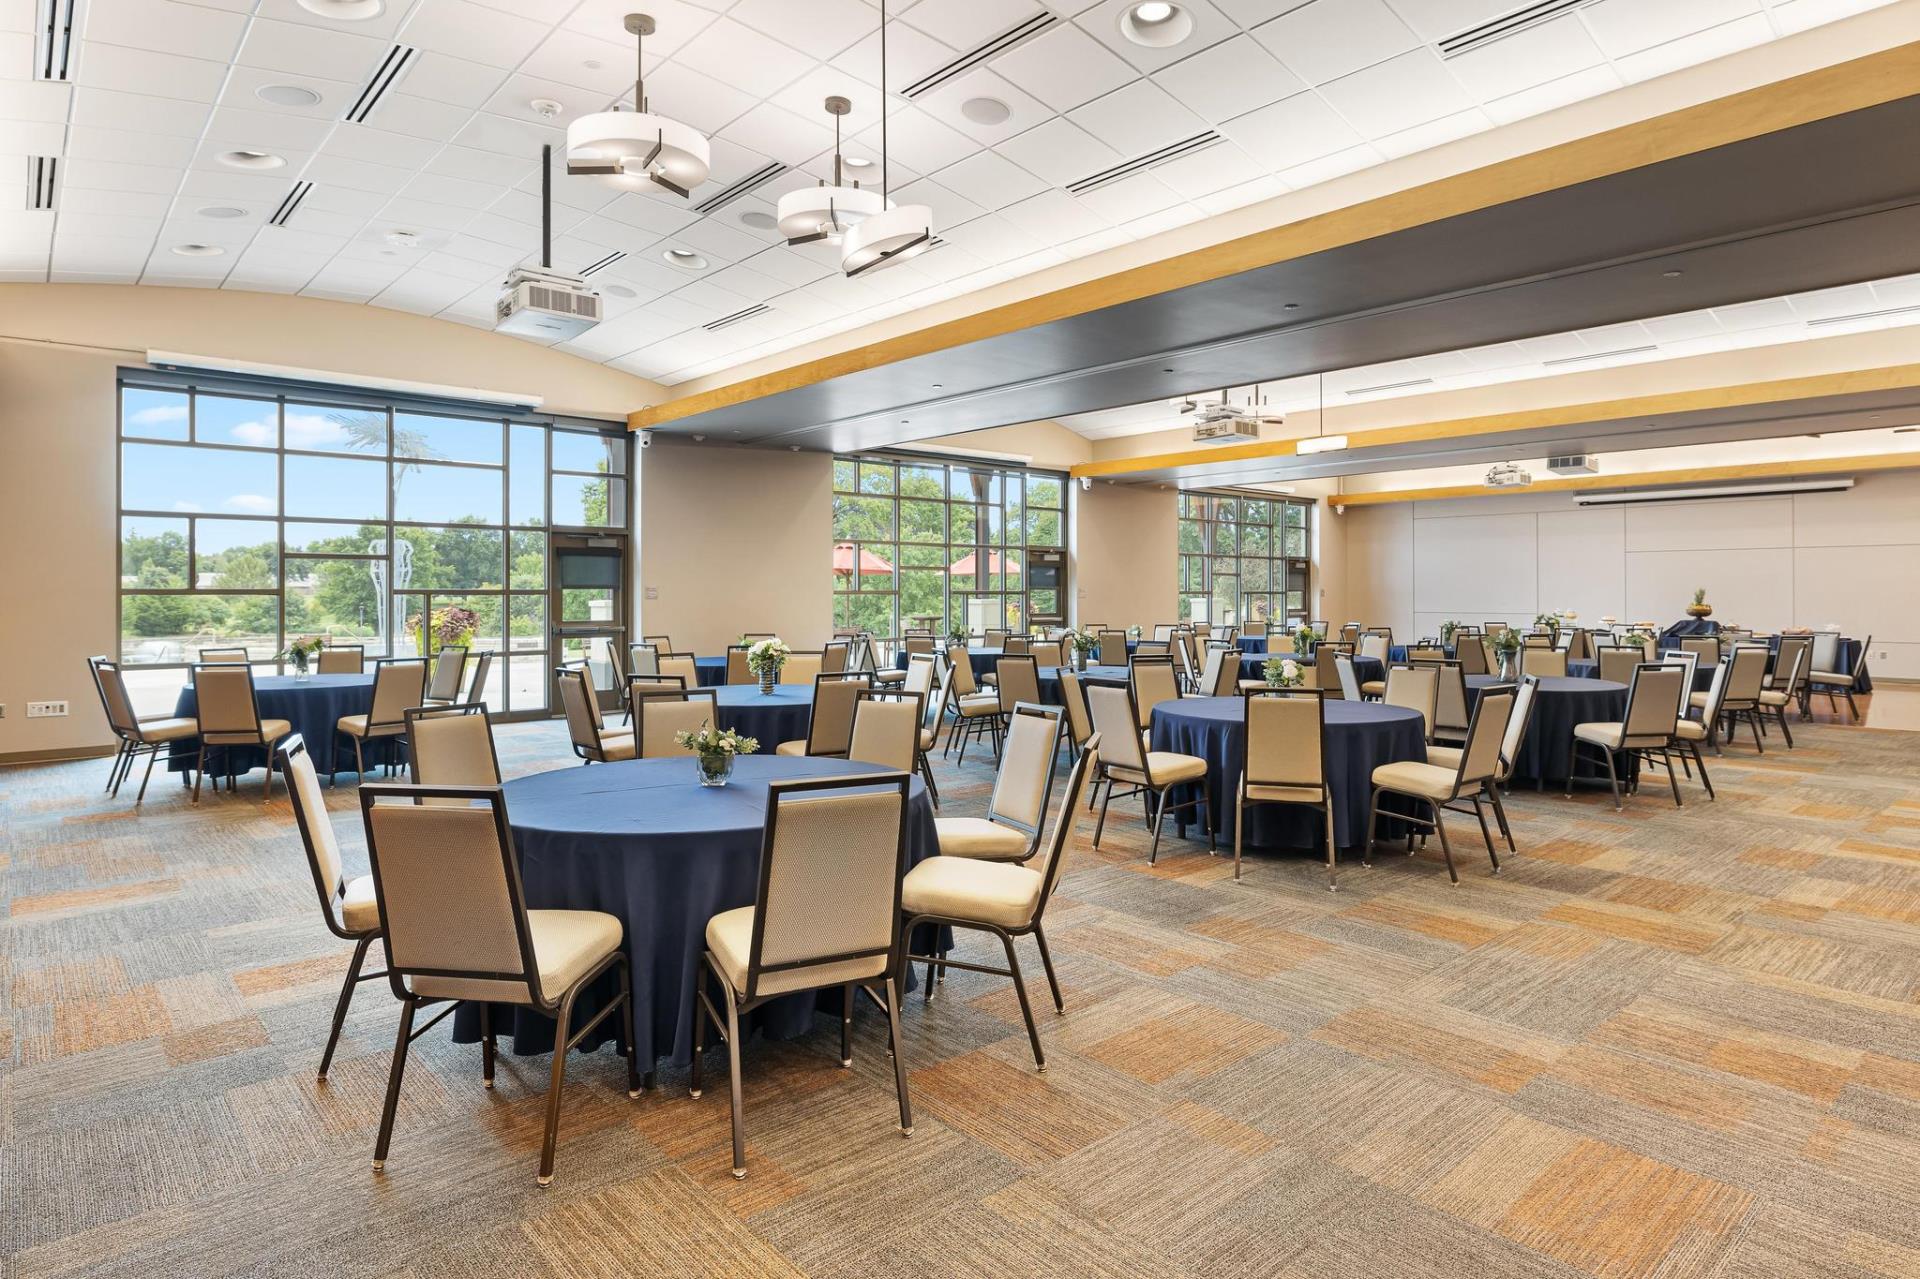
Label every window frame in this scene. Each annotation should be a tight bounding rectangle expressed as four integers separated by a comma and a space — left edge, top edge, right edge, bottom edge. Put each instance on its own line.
1177, 490, 1313, 629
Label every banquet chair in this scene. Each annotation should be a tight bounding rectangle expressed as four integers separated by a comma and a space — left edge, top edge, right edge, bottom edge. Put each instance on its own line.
1030, 638, 1065, 669
1484, 622, 1508, 638
1002, 635, 1030, 657
777, 673, 872, 757
1314, 644, 1346, 697
1423, 660, 1470, 746
781, 651, 823, 685
628, 643, 660, 677
994, 655, 1042, 732
1339, 623, 1362, 647
725, 646, 753, 685
1366, 684, 1515, 884
912, 675, 951, 804
1568, 664, 1689, 810
1243, 620, 1268, 640
659, 653, 700, 688
691, 773, 914, 1178
1358, 632, 1391, 664
335, 658, 429, 786
1680, 637, 1722, 668
1522, 631, 1553, 649
404, 704, 501, 792
1057, 669, 1096, 767
198, 646, 250, 664
1152, 623, 1177, 642
1334, 655, 1363, 702
1700, 645, 1771, 752
850, 690, 925, 773
635, 688, 721, 758
1520, 647, 1567, 679
944, 646, 1004, 762
279, 735, 389, 1081
1457, 636, 1490, 676
1671, 659, 1726, 798
902, 635, 936, 661
820, 641, 849, 674
1096, 630, 1129, 666
1199, 646, 1231, 699
1133, 641, 1171, 658
1129, 656, 1181, 730
1805, 631, 1840, 696
421, 646, 468, 705
1384, 664, 1440, 742
459, 650, 494, 709
1758, 642, 1808, 745
1568, 629, 1595, 663
558, 666, 634, 763
360, 784, 637, 1187
90, 656, 200, 805
1236, 689, 1336, 887
1769, 635, 1811, 694
1807, 633, 1871, 721
1267, 632, 1296, 656
1175, 635, 1202, 692
1086, 682, 1211, 864
1598, 647, 1642, 686
863, 637, 908, 687
901, 742, 1095, 1070
740, 633, 776, 642
193, 663, 292, 803
1407, 645, 1446, 663
642, 634, 674, 652
934, 703, 1061, 863
318, 645, 364, 675
1424, 675, 1537, 851
985, 628, 1011, 649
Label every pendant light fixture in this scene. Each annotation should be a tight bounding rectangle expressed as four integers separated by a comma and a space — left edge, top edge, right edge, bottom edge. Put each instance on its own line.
776, 96, 885, 245
840, 0, 933, 277
565, 14, 710, 198
1296, 373, 1349, 454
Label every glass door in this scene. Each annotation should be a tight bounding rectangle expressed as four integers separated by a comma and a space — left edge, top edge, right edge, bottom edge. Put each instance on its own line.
551, 534, 627, 712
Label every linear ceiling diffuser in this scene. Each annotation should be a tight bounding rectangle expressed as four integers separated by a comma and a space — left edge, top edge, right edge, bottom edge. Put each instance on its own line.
566, 13, 711, 198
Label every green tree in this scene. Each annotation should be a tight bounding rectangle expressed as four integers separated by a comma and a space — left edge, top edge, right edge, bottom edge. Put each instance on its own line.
123, 593, 196, 636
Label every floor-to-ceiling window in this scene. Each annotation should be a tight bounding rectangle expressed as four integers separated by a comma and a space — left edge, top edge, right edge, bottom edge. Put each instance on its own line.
831, 453, 1065, 636
116, 373, 630, 719
1177, 491, 1312, 628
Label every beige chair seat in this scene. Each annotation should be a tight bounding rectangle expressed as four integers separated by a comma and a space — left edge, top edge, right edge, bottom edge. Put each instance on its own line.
919, 726, 938, 750
245, 717, 293, 742
774, 739, 807, 756
1424, 745, 1463, 770
1242, 780, 1324, 804
1808, 670, 1852, 686
1109, 752, 1206, 785
336, 714, 399, 739
415, 909, 622, 1002
706, 905, 887, 998
340, 873, 380, 934
1371, 760, 1457, 801
956, 693, 1002, 717
1686, 692, 1716, 711
597, 731, 636, 762
1572, 722, 1625, 749
134, 716, 200, 743
1674, 718, 1707, 741
1758, 689, 1792, 707
900, 855, 1042, 931
980, 672, 997, 685
1360, 680, 1385, 697
934, 816, 1030, 861
872, 669, 906, 685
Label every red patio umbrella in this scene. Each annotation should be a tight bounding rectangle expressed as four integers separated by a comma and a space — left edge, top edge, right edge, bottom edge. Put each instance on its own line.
833, 543, 896, 575
946, 548, 1020, 576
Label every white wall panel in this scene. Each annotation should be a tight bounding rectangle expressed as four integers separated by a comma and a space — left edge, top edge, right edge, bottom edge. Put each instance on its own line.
1623, 495, 1792, 553
1342, 504, 1414, 633
1412, 512, 1538, 616
1625, 548, 1780, 626
1792, 472, 1920, 548
1538, 507, 1626, 621
1793, 544, 1920, 645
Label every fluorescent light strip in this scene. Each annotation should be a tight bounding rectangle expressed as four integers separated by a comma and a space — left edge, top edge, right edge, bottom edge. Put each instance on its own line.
1573, 478, 1853, 506
1295, 435, 1349, 455
1542, 344, 1658, 367
1343, 376, 1432, 396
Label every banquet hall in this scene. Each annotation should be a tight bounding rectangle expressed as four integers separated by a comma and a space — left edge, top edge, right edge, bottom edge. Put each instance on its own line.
5, 0, 1920, 1275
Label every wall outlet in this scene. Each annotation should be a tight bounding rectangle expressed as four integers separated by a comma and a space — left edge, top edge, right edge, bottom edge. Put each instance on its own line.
26, 700, 69, 718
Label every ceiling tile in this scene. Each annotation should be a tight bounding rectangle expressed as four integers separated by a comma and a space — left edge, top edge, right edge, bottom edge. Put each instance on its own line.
902, 0, 1048, 51
1580, 0, 1763, 57
851, 105, 978, 173
1481, 64, 1624, 125
1254, 0, 1418, 84
1317, 49, 1473, 137
1068, 79, 1207, 158
719, 101, 837, 167
205, 105, 334, 153
1149, 139, 1265, 198
673, 213, 768, 262
913, 67, 1053, 148
827, 23, 959, 93
520, 27, 650, 95
0, 81, 72, 124
1274, 139, 1377, 186
931, 148, 1049, 208
1074, 170, 1184, 223
67, 125, 198, 167
1613, 14, 1773, 83
80, 0, 248, 61
252, 0, 422, 40
450, 111, 565, 158
73, 44, 229, 103
890, 176, 986, 228
1369, 106, 1490, 159
404, 0, 553, 69
302, 152, 416, 195
674, 17, 817, 95
995, 115, 1119, 185
728, 0, 873, 60
990, 22, 1137, 113
324, 124, 443, 171
237, 18, 389, 84
1216, 90, 1361, 172
397, 51, 511, 109
1382, 0, 1520, 41
220, 67, 355, 119
1149, 34, 1302, 125
565, 0, 718, 58
68, 87, 213, 139
997, 187, 1110, 241
370, 93, 476, 143
1074, 0, 1241, 74
1444, 15, 1607, 102
1191, 172, 1286, 212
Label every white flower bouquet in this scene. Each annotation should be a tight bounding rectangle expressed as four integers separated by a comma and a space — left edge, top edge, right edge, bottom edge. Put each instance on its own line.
675, 722, 758, 786
1263, 656, 1304, 688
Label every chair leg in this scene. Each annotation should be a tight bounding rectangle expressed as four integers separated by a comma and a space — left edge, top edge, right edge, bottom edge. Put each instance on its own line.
353, 735, 366, 782
1032, 924, 1064, 1013
1599, 746, 1622, 811
105, 741, 129, 792
1563, 739, 1580, 799
883, 976, 913, 1135
1093, 777, 1114, 848
1663, 749, 1682, 808
191, 744, 207, 804
1488, 787, 1515, 854
724, 989, 747, 1179
1198, 785, 1215, 852
319, 933, 376, 1081
1690, 741, 1715, 800
689, 961, 708, 1100
1846, 690, 1860, 722
1232, 791, 1245, 882
617, 958, 642, 1097
480, 1001, 495, 1089
1363, 786, 1381, 867
536, 989, 577, 1187
1146, 788, 1167, 865
371, 996, 417, 1171
1775, 706, 1794, 748
134, 747, 162, 806
1432, 800, 1458, 885
1324, 801, 1338, 891
1472, 794, 1500, 875
840, 983, 854, 1068
999, 931, 1045, 1071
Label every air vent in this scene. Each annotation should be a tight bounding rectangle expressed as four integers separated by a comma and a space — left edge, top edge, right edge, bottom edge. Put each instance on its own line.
902, 12, 1058, 99
268, 180, 312, 227
1438, 0, 1599, 58
34, 0, 79, 81
344, 45, 417, 123
1542, 344, 1657, 367
526, 285, 597, 317
1807, 303, 1920, 328
26, 156, 57, 210
1066, 131, 1221, 195
580, 250, 626, 277
703, 303, 771, 332
1345, 376, 1434, 396
692, 162, 787, 215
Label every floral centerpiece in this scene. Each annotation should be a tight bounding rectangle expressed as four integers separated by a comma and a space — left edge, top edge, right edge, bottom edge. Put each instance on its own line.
1492, 627, 1523, 678
409, 605, 478, 669
1623, 628, 1654, 657
1439, 620, 1459, 646
281, 634, 324, 680
1263, 655, 1304, 688
946, 625, 970, 649
674, 723, 757, 787
1127, 624, 1143, 640
1294, 624, 1323, 654
1686, 587, 1712, 619
746, 637, 791, 694
1065, 627, 1098, 671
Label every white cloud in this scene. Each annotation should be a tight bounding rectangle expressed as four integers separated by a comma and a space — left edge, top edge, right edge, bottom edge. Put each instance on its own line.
284, 412, 350, 450
228, 417, 277, 446
171, 500, 204, 513
225, 494, 275, 513
129, 405, 187, 427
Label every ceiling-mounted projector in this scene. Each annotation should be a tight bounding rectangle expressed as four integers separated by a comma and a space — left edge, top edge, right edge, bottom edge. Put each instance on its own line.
495, 265, 601, 339
1485, 463, 1534, 488
1182, 393, 1284, 444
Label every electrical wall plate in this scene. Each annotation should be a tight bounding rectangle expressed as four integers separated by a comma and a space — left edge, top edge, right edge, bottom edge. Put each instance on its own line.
26, 700, 69, 717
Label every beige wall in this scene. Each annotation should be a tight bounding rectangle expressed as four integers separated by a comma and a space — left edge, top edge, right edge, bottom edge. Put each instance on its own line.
0, 284, 663, 762
637, 438, 834, 656
1073, 482, 1177, 629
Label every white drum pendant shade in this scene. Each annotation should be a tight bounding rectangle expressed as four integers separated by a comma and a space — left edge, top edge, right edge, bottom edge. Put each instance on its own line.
776, 184, 885, 244
841, 202, 932, 275
566, 110, 710, 196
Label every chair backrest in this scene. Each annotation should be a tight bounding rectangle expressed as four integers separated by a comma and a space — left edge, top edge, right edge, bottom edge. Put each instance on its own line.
465, 650, 494, 707
821, 640, 850, 673
1456, 636, 1489, 676
1383, 664, 1438, 740
989, 703, 1063, 834
1096, 631, 1128, 666
280, 735, 360, 939
318, 646, 364, 675
1520, 647, 1567, 679
642, 634, 673, 651
636, 689, 721, 758
902, 652, 938, 697
1695, 656, 1731, 724
1358, 633, 1390, 662
1029, 743, 1097, 915
1085, 682, 1148, 773
659, 653, 700, 687
1315, 645, 1345, 697
1199, 646, 1228, 697
1267, 632, 1295, 655
1679, 636, 1721, 667
1500, 675, 1540, 782
945, 645, 980, 695
919, 676, 951, 747
628, 643, 660, 677
1850, 634, 1873, 678
725, 646, 753, 685
1454, 685, 1514, 789
628, 673, 687, 699
199, 647, 250, 664
1567, 629, 1593, 662
1133, 641, 1171, 658
556, 665, 607, 757
1242, 689, 1325, 792
849, 691, 921, 771
193, 664, 265, 742
368, 658, 429, 728
1408, 646, 1445, 663
1722, 644, 1770, 704
1484, 622, 1508, 637
1425, 660, 1469, 740
1622, 665, 1687, 745
1129, 656, 1180, 728
1660, 650, 1698, 694
1244, 619, 1267, 638
738, 774, 911, 1002
996, 655, 1042, 711
741, 633, 776, 642
426, 646, 467, 701
1001, 635, 1030, 656
903, 636, 935, 658
1773, 636, 1811, 692
1057, 669, 1094, 748
984, 628, 1010, 648
1598, 648, 1641, 686
806, 673, 873, 755
1339, 623, 1361, 646
1808, 630, 1840, 673
1030, 639, 1064, 668
605, 639, 629, 691
1334, 655, 1362, 702
361, 785, 552, 1006
405, 705, 501, 790
90, 657, 141, 739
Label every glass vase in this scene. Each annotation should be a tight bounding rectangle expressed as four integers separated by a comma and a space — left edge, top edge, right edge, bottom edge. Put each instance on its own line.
696, 752, 734, 787
292, 656, 310, 682
759, 666, 778, 695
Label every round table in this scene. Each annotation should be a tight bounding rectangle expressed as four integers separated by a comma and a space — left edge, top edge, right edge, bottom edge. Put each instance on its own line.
710, 684, 813, 751
1466, 674, 1626, 788
452, 755, 939, 1068
1237, 653, 1383, 688
1036, 664, 1129, 705
1149, 698, 1428, 852
167, 673, 400, 779
693, 656, 726, 687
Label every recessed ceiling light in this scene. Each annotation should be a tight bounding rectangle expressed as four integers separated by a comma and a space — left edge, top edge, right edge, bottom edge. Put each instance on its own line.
172, 243, 225, 257
584, 59, 603, 70
255, 83, 322, 107
530, 98, 562, 119
1663, 269, 1684, 278
296, 0, 385, 19
197, 206, 248, 219
1283, 302, 1300, 310
844, 157, 874, 170
603, 283, 638, 298
219, 150, 285, 170
384, 229, 422, 249
663, 248, 707, 270
739, 209, 777, 230
1120, 1, 1193, 47
961, 96, 1010, 125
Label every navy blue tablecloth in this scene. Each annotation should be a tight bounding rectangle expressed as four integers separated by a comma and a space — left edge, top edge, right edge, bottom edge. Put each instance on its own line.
168, 673, 402, 778
1235, 636, 1268, 654
694, 656, 726, 687
1770, 635, 1869, 692
1659, 618, 1720, 647
1238, 654, 1383, 688
712, 684, 812, 750
1466, 675, 1626, 788
895, 646, 1003, 679
1036, 664, 1130, 705
1389, 644, 1459, 663
454, 755, 939, 1067
1568, 660, 1598, 680
1149, 698, 1427, 851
